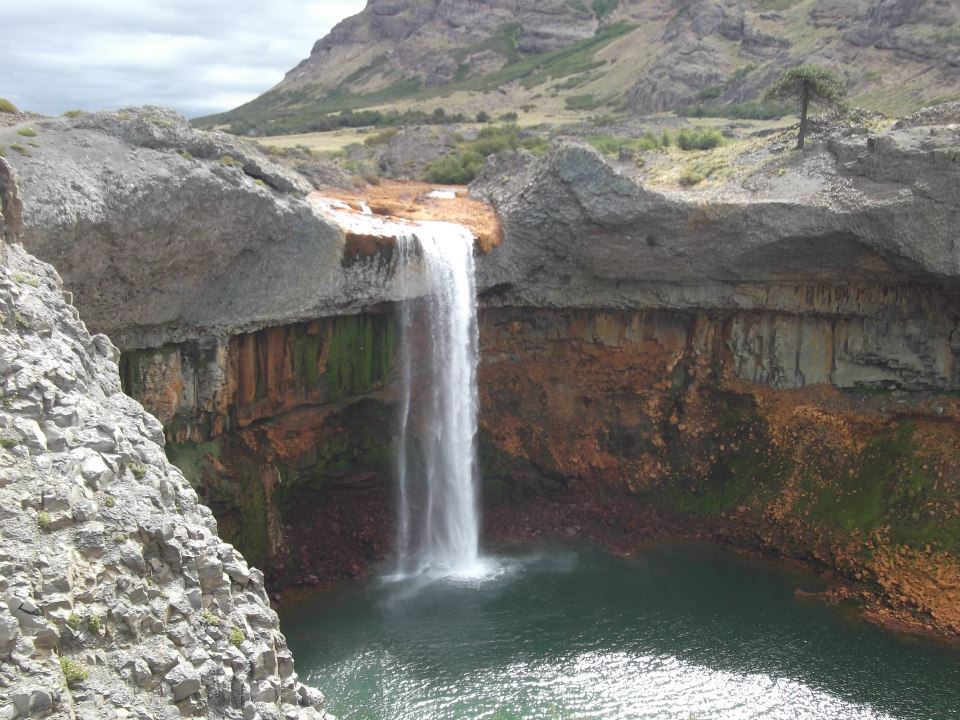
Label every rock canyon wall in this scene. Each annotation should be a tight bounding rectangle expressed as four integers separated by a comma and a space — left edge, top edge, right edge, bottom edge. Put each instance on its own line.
3, 105, 960, 645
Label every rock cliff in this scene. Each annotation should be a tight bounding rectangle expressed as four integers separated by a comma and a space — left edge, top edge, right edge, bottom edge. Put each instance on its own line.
0, 243, 330, 718
0, 108, 439, 350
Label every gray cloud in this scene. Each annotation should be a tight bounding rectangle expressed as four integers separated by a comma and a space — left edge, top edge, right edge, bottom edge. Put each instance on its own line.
0, 0, 365, 118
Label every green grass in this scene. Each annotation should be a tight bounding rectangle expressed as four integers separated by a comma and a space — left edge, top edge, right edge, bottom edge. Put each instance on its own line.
16, 127, 37, 137
229, 626, 246, 648
10, 144, 29, 156
0, 98, 17, 113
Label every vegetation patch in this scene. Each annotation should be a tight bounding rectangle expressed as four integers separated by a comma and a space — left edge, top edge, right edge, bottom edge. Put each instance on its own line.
678, 101, 792, 120
424, 124, 549, 184
0, 98, 18, 114
16, 127, 38, 138
325, 313, 395, 401
60, 656, 89, 687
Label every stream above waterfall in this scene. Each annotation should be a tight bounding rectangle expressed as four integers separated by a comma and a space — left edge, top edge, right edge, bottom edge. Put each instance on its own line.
280, 540, 960, 720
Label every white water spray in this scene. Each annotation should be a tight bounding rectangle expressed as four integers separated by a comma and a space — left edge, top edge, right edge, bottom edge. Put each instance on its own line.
394, 221, 487, 579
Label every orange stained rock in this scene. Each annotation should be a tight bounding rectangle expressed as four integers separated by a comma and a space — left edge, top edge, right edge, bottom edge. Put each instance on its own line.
311, 180, 502, 254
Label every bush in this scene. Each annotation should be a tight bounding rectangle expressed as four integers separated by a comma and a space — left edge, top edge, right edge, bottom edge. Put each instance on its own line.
499, 111, 518, 122
62, 109, 84, 118
476, 111, 491, 123
0, 98, 17, 114
424, 124, 548, 184
678, 101, 791, 120
17, 127, 37, 138
363, 128, 399, 146
565, 94, 600, 111
87, 616, 102, 634
38, 512, 52, 531
675, 128, 724, 151
229, 627, 246, 648
60, 656, 89, 687
424, 150, 486, 184
219, 155, 239, 167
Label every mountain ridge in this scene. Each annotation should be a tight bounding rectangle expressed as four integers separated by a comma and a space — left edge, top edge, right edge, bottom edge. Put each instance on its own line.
196, 0, 960, 136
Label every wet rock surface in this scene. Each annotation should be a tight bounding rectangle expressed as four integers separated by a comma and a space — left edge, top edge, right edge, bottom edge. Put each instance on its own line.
0, 243, 331, 719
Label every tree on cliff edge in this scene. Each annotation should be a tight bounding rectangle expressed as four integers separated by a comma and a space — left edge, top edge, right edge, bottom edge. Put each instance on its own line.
765, 65, 847, 149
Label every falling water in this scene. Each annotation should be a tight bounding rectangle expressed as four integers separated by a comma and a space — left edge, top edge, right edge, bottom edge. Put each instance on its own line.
394, 221, 485, 578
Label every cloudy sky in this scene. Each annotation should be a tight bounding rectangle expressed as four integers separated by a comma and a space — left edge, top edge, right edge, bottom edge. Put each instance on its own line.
1, 0, 365, 118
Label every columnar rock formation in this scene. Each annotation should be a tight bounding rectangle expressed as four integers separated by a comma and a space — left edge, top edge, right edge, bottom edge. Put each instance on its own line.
0, 243, 330, 718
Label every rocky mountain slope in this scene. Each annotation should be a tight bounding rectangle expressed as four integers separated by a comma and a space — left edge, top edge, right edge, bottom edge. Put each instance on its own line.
0, 234, 330, 717
196, 0, 960, 135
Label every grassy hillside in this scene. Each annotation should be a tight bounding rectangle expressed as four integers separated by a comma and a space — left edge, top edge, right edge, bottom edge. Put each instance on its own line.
195, 0, 960, 137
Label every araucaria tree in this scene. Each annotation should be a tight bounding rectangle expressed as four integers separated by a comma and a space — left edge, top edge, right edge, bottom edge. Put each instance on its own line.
765, 65, 847, 149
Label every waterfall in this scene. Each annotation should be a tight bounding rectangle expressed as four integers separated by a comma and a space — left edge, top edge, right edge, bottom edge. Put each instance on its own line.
394, 221, 485, 578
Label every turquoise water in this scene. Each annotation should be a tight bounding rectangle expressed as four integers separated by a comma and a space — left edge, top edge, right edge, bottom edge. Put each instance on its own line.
280, 541, 960, 719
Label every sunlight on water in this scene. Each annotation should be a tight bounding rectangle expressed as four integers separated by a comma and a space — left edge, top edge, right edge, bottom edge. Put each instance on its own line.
281, 542, 960, 720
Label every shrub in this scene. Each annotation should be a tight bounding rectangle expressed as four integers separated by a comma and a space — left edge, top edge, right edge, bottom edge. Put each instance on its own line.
17, 127, 38, 138
363, 128, 399, 146
104, 495, 115, 508
229, 627, 246, 648
201, 608, 221, 626
60, 656, 89, 687
38, 512, 52, 531
499, 111, 518, 122
67, 613, 82, 630
0, 98, 18, 113
129, 461, 147, 480
592, 0, 619, 18
87, 615, 102, 634
476, 110, 491, 123
219, 155, 239, 167
565, 94, 600, 111
62, 109, 84, 118
675, 128, 724, 151
424, 150, 486, 184
678, 101, 791, 120
679, 167, 705, 185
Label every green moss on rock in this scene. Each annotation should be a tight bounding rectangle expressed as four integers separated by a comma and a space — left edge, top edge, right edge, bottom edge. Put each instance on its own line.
326, 314, 395, 400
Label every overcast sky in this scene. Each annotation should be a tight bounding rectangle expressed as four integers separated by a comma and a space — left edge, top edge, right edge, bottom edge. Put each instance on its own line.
1, 0, 365, 118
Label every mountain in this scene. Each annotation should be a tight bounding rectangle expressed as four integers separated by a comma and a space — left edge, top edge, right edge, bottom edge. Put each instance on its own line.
196, 0, 960, 135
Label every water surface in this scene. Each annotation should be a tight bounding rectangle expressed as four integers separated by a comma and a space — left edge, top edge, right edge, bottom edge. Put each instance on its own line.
281, 541, 960, 719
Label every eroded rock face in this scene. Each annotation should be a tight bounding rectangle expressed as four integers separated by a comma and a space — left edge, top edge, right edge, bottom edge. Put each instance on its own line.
0, 243, 330, 719
287, 0, 598, 91
0, 108, 438, 350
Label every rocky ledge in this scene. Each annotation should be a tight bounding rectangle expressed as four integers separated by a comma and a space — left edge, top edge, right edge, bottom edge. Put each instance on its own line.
0, 241, 330, 719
